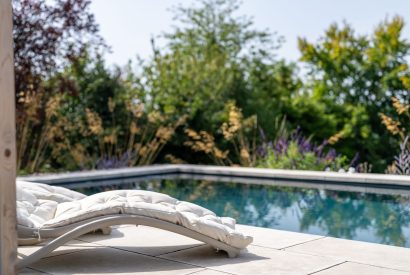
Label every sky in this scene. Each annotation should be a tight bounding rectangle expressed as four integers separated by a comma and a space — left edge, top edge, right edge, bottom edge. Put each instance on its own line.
90, 0, 410, 66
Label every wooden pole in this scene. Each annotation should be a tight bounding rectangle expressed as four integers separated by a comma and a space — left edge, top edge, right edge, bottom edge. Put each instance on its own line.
0, 0, 17, 273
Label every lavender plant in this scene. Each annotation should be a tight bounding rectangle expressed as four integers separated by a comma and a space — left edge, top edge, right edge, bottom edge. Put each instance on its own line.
96, 152, 136, 170
257, 127, 347, 171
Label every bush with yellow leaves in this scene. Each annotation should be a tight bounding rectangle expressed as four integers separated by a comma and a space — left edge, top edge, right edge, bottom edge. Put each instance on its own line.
380, 97, 409, 141
184, 103, 257, 166
17, 91, 186, 173
380, 97, 410, 174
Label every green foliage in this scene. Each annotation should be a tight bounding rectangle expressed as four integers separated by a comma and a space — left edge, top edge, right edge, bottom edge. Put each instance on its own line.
132, 0, 302, 163
260, 143, 335, 171
297, 16, 410, 171
17, 54, 184, 173
15, 0, 410, 174
140, 0, 298, 132
257, 132, 347, 171
242, 59, 301, 137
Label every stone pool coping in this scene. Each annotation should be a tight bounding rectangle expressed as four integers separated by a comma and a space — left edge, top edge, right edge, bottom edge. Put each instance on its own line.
19, 164, 410, 194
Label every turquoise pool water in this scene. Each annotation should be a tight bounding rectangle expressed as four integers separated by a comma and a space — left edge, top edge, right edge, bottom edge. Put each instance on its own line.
74, 178, 410, 248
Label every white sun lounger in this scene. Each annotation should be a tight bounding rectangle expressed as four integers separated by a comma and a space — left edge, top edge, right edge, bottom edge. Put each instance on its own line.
16, 180, 253, 268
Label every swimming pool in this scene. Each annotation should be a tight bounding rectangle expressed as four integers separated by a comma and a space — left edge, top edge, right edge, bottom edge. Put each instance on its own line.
73, 177, 410, 248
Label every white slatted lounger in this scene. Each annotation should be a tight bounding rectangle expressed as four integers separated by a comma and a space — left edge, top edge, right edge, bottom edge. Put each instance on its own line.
16, 180, 253, 269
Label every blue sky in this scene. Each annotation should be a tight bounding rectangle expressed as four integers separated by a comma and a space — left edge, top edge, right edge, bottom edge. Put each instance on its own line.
90, 0, 410, 66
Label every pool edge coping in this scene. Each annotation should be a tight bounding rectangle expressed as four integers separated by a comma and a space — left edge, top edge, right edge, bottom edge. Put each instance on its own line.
18, 164, 410, 188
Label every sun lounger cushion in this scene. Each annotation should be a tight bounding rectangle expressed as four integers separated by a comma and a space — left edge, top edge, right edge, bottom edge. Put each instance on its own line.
16, 180, 252, 249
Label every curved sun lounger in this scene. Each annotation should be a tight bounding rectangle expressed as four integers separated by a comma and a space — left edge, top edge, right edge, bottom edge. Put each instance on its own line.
16, 180, 253, 268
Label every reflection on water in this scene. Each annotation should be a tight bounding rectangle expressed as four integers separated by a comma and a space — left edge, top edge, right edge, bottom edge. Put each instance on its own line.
75, 179, 410, 248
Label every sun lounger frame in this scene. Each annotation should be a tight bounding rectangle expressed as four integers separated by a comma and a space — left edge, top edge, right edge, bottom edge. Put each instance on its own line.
17, 214, 241, 269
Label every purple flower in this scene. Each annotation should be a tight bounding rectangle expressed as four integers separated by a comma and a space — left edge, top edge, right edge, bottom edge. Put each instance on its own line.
257, 126, 348, 171
96, 152, 136, 170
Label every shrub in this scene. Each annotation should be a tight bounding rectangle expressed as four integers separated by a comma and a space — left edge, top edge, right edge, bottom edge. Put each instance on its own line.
257, 127, 347, 171
184, 102, 258, 166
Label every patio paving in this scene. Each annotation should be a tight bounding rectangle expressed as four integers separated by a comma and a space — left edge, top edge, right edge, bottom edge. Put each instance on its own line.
18, 224, 410, 275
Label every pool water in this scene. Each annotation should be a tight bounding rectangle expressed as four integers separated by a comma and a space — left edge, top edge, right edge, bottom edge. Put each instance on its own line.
74, 178, 410, 248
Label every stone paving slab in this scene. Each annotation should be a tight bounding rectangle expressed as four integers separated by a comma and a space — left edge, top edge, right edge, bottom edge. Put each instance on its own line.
28, 246, 202, 275
286, 237, 410, 272
19, 267, 48, 274
314, 262, 410, 275
76, 224, 203, 256
160, 244, 344, 275
236, 224, 324, 249
18, 224, 410, 275
187, 269, 233, 274
18, 239, 102, 259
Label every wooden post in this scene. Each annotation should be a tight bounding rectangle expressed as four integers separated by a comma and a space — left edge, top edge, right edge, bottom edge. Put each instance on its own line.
0, 0, 17, 273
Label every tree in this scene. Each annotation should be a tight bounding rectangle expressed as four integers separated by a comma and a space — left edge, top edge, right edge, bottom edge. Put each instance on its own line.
135, 0, 300, 163
13, 0, 104, 171
142, 0, 297, 127
13, 0, 102, 102
298, 16, 410, 171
